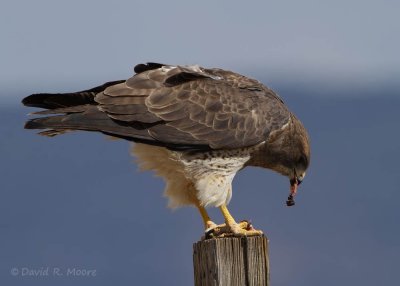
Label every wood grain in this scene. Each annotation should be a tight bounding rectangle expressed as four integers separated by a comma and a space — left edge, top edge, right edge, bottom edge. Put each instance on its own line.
193, 236, 269, 286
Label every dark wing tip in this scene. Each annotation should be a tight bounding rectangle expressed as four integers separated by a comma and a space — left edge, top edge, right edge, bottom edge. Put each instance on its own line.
22, 93, 49, 108
22, 80, 125, 109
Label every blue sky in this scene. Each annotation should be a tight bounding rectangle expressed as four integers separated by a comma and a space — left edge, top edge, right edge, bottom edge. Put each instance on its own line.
1, 1, 399, 285
1, 0, 399, 102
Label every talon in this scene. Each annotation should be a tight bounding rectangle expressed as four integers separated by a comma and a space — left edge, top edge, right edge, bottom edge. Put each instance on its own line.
204, 222, 231, 239
238, 220, 249, 229
236, 229, 264, 236
230, 222, 263, 236
203, 220, 263, 239
204, 229, 215, 240
239, 220, 258, 231
205, 221, 217, 230
202, 205, 264, 239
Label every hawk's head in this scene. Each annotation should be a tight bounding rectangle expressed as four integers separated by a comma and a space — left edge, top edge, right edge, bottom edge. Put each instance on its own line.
259, 114, 310, 206
284, 113, 311, 206
286, 151, 309, 206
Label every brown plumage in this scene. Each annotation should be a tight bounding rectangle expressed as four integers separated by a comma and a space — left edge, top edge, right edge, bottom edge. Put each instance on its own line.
22, 62, 310, 237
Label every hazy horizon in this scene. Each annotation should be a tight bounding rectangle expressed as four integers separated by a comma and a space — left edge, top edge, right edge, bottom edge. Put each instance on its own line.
1, 0, 399, 103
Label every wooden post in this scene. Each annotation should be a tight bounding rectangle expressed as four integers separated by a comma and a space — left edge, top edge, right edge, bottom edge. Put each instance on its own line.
193, 235, 269, 286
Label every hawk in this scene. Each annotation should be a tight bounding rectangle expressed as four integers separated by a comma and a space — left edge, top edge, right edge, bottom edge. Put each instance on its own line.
22, 62, 310, 237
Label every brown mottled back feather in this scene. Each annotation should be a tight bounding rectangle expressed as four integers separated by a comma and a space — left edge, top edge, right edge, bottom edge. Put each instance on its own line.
23, 63, 291, 150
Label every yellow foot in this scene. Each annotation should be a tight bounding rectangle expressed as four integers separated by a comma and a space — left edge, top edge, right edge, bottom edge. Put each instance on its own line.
229, 222, 263, 237
205, 221, 218, 230
204, 220, 262, 239
205, 220, 248, 235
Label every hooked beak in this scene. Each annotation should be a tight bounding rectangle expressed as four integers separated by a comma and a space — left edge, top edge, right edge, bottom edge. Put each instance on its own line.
297, 177, 303, 185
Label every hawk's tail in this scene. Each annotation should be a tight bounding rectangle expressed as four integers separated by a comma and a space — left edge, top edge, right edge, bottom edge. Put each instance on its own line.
22, 80, 124, 109
26, 106, 114, 135
22, 79, 144, 138
23, 105, 151, 140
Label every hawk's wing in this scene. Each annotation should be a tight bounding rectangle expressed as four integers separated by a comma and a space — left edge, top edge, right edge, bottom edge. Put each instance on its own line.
94, 63, 291, 149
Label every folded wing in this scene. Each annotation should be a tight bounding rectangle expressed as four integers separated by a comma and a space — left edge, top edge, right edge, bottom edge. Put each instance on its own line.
23, 63, 291, 150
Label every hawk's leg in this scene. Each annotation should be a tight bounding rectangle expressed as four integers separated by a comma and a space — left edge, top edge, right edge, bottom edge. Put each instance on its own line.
196, 205, 217, 230
218, 204, 263, 236
197, 204, 261, 238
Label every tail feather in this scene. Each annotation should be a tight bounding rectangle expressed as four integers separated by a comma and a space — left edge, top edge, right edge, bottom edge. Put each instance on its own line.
22, 80, 125, 109
22, 79, 173, 146
31, 105, 91, 115
24, 106, 151, 141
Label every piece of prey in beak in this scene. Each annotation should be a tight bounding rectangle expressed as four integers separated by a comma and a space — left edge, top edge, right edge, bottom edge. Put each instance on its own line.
286, 177, 300, 206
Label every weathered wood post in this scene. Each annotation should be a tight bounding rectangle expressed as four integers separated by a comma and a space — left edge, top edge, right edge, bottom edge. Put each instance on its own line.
193, 235, 269, 286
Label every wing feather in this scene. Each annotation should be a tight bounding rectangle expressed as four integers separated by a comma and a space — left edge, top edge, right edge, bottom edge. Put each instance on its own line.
92, 63, 291, 149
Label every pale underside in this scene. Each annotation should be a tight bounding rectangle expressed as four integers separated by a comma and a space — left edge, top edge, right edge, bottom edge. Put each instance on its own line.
132, 143, 259, 208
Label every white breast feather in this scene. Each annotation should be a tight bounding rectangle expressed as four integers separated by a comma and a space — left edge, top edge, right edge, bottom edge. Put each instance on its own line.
131, 143, 252, 208
180, 155, 250, 207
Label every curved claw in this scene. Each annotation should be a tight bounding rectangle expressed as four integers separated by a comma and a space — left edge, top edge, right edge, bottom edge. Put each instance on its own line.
204, 220, 262, 239
230, 224, 263, 236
